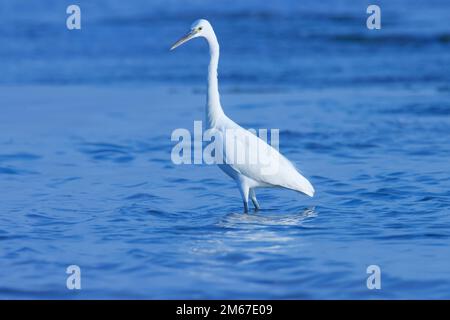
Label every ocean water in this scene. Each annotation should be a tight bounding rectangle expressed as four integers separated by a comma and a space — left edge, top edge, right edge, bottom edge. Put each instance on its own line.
1, 0, 450, 299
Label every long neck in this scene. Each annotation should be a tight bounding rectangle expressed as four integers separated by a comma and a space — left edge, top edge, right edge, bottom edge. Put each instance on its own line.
206, 32, 224, 127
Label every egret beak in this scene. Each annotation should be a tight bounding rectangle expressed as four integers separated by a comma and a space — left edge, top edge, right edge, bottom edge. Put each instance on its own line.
170, 30, 198, 51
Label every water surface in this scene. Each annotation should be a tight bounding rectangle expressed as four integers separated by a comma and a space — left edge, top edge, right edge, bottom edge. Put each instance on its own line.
0, 0, 449, 299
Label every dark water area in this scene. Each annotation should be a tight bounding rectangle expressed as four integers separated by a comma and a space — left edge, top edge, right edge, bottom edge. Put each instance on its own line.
1, 0, 449, 89
0, 0, 449, 299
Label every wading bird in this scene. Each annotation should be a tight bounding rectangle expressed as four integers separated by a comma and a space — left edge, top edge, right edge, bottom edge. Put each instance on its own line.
170, 19, 314, 213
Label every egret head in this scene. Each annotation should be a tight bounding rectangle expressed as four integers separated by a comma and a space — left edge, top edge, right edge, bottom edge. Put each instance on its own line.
170, 19, 212, 51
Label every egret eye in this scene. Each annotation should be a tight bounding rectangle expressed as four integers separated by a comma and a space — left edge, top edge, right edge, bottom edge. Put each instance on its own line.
198, 27, 203, 31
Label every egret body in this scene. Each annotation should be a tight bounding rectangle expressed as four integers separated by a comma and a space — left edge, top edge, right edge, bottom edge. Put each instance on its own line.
171, 19, 314, 213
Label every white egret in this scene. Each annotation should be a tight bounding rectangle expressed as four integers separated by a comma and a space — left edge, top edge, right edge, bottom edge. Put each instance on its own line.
170, 19, 314, 213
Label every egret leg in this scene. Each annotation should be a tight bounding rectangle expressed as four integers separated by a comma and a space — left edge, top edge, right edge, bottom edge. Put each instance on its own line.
250, 189, 260, 211
238, 183, 250, 213
243, 200, 249, 213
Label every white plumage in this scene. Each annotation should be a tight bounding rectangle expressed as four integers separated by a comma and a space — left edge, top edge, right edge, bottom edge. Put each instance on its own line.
171, 19, 314, 212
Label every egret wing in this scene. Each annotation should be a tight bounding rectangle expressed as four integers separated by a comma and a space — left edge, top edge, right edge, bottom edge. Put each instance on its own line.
221, 124, 314, 196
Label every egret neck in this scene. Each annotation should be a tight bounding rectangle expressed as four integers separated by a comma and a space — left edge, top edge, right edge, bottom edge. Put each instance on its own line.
205, 30, 224, 128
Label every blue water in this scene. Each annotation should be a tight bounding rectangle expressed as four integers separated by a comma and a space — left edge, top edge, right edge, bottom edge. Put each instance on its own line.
1, 0, 450, 299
